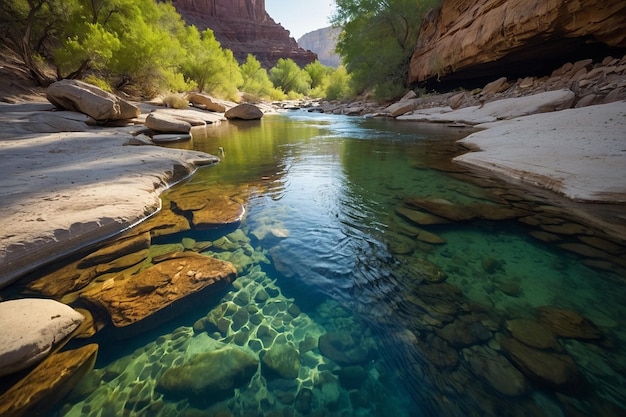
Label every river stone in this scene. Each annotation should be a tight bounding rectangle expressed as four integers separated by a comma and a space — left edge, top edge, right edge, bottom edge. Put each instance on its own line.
396, 206, 451, 226
0, 344, 98, 417
462, 345, 527, 396
132, 208, 191, 237
437, 318, 492, 348
417, 334, 459, 370
404, 197, 478, 221
417, 258, 448, 283
156, 345, 258, 404
318, 332, 371, 365
262, 342, 300, 379
171, 194, 245, 229
500, 337, 582, 393
506, 319, 561, 350
46, 79, 140, 121
0, 299, 84, 377
537, 307, 601, 340
80, 252, 236, 327
225, 103, 263, 120
145, 112, 191, 133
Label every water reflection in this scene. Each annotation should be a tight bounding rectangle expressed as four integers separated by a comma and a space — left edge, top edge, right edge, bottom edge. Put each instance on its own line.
9, 112, 625, 417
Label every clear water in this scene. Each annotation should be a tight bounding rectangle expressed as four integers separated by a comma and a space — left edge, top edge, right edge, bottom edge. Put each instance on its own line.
30, 112, 626, 416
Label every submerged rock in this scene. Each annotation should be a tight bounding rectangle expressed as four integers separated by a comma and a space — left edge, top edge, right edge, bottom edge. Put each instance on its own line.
437, 318, 492, 348
395, 206, 451, 226
262, 342, 301, 379
318, 332, 373, 365
0, 344, 98, 417
463, 345, 527, 397
80, 252, 236, 327
0, 299, 84, 377
171, 194, 245, 229
506, 319, 561, 351
537, 307, 602, 340
156, 345, 258, 404
500, 337, 582, 393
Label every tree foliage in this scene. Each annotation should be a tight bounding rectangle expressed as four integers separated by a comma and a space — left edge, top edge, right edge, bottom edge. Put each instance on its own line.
0, 0, 355, 101
332, 0, 440, 100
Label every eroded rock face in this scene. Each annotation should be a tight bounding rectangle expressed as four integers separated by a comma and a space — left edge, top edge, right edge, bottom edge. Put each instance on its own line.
80, 252, 236, 327
171, 0, 317, 68
409, 0, 626, 85
0, 299, 84, 377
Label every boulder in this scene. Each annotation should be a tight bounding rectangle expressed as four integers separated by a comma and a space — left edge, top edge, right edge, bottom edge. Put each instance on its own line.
156, 345, 258, 404
80, 252, 236, 327
145, 112, 192, 133
384, 98, 421, 117
225, 103, 263, 120
262, 342, 300, 379
482, 77, 509, 95
0, 299, 84, 377
46, 79, 140, 121
187, 92, 227, 112
396, 205, 451, 225
0, 344, 98, 417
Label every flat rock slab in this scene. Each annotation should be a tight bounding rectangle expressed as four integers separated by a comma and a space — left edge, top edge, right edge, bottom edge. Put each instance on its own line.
0, 299, 84, 377
399, 89, 575, 124
453, 101, 626, 202
81, 252, 236, 327
0, 125, 219, 288
0, 344, 98, 417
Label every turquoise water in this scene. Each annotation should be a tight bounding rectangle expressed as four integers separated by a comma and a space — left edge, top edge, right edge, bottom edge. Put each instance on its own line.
39, 112, 626, 416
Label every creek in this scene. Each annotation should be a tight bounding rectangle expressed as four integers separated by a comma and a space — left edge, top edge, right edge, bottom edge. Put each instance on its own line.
23, 111, 626, 416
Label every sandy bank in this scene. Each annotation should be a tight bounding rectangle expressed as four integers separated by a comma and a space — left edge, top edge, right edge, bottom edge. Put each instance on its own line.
0, 104, 219, 288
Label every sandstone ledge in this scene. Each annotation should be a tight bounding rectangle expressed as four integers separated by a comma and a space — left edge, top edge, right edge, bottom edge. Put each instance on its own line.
453, 101, 626, 203
0, 126, 219, 289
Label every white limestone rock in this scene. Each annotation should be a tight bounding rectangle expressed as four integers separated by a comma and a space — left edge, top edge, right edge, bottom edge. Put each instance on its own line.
0, 298, 84, 377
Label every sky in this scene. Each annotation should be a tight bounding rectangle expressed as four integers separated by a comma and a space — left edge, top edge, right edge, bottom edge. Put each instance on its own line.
265, 0, 337, 41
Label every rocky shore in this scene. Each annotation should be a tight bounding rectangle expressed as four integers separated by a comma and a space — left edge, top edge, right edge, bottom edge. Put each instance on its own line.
0, 54, 625, 415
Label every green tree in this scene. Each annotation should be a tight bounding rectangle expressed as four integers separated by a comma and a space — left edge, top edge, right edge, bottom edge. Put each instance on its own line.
325, 65, 353, 100
240, 54, 285, 100
181, 28, 243, 100
269, 58, 312, 96
331, 0, 439, 100
0, 0, 77, 85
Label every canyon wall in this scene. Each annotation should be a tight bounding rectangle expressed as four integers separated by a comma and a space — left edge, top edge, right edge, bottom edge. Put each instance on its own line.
298, 26, 342, 68
409, 0, 626, 87
170, 0, 317, 68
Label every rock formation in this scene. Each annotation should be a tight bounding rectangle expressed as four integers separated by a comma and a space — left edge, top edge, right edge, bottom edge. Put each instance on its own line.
409, 0, 626, 87
170, 0, 317, 68
298, 26, 342, 68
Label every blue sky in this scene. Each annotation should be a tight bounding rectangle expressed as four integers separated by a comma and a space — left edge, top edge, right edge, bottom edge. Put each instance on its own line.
265, 0, 337, 40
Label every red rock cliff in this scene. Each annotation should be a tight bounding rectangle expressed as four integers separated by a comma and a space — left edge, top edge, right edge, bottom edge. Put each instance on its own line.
409, 0, 626, 86
170, 0, 317, 68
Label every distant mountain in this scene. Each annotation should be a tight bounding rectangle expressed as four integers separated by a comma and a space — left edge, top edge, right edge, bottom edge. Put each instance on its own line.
298, 26, 342, 68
